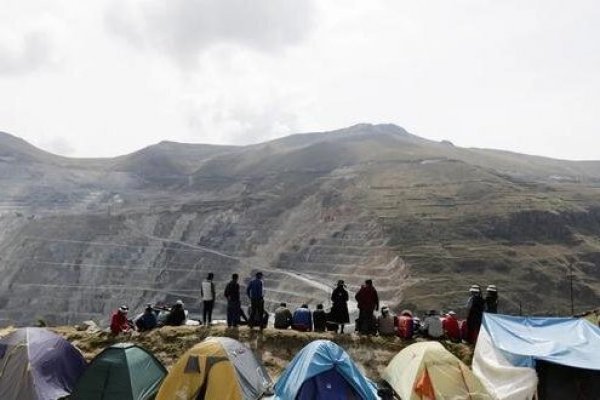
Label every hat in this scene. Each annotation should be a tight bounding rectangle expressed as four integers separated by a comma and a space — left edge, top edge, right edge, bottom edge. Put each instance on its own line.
447, 310, 456, 316
381, 306, 389, 313
176, 299, 184, 306
337, 280, 345, 286
487, 285, 497, 292
469, 285, 481, 293
401, 309, 413, 317
119, 305, 129, 313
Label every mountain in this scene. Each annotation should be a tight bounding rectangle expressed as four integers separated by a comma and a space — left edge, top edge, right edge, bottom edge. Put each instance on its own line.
0, 124, 599, 327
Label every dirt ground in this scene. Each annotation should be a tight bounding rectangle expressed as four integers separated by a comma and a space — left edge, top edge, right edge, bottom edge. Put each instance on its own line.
49, 324, 474, 381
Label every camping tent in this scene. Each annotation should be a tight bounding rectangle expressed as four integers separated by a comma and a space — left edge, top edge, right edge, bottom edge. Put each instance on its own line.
71, 343, 166, 400
383, 341, 491, 400
156, 336, 272, 400
273, 340, 379, 400
0, 327, 86, 400
472, 313, 600, 400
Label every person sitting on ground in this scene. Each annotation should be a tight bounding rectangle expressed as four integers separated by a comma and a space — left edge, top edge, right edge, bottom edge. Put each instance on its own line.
443, 311, 461, 342
377, 306, 396, 337
422, 310, 444, 339
274, 302, 293, 329
110, 305, 132, 335
395, 309, 414, 340
135, 304, 158, 332
313, 304, 327, 332
164, 299, 186, 326
292, 304, 313, 332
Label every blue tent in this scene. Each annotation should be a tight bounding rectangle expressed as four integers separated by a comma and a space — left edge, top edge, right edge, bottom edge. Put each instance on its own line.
473, 314, 600, 400
0, 328, 86, 400
273, 340, 379, 400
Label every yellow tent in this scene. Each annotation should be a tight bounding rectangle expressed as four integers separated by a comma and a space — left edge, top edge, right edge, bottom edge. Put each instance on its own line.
383, 341, 491, 400
156, 337, 272, 400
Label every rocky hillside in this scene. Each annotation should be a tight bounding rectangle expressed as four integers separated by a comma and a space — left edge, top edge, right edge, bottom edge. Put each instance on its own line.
1, 124, 600, 327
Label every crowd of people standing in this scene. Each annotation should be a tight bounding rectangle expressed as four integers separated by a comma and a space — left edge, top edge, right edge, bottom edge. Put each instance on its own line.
110, 271, 499, 345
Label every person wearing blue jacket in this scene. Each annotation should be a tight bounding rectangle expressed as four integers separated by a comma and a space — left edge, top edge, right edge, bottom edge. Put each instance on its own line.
292, 304, 313, 332
246, 272, 264, 329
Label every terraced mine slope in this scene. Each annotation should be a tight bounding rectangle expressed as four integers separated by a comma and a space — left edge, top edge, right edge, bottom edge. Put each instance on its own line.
1, 124, 600, 326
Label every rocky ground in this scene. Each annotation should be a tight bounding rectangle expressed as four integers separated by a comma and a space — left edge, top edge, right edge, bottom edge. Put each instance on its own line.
46, 324, 473, 382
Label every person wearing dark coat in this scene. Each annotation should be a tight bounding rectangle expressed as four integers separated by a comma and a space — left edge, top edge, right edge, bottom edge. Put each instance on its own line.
246, 272, 265, 330
165, 300, 186, 326
313, 304, 327, 332
330, 280, 350, 333
355, 279, 379, 335
224, 273, 241, 327
466, 285, 485, 344
485, 285, 499, 313
135, 304, 158, 332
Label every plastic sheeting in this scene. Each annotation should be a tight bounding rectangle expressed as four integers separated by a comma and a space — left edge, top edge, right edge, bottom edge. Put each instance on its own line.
273, 340, 379, 400
472, 314, 600, 400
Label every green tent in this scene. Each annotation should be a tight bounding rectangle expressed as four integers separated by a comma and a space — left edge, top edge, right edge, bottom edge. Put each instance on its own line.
71, 343, 166, 400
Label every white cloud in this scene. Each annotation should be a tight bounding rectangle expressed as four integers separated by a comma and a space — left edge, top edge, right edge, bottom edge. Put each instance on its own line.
1, 0, 600, 160
0, 31, 56, 75
105, 0, 316, 68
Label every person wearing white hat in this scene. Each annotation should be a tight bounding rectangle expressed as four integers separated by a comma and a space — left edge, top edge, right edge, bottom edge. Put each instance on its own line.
443, 310, 461, 342
110, 305, 131, 335
485, 285, 499, 313
466, 285, 485, 344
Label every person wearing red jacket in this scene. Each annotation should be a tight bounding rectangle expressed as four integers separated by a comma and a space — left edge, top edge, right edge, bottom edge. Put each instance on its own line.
443, 311, 461, 342
355, 279, 379, 334
110, 305, 131, 335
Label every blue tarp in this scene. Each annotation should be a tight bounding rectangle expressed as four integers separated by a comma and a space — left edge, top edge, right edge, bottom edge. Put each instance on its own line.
483, 313, 600, 370
273, 340, 379, 400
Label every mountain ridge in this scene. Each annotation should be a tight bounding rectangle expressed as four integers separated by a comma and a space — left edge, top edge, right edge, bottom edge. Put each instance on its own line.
0, 123, 599, 327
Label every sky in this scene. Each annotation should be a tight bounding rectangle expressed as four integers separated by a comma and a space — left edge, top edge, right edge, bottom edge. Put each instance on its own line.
1, 0, 599, 160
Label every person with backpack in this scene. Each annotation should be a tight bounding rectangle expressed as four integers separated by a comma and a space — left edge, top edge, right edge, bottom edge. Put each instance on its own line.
224, 273, 241, 327
201, 272, 216, 326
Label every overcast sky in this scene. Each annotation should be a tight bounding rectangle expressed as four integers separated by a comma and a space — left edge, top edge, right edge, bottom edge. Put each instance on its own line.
1, 0, 599, 160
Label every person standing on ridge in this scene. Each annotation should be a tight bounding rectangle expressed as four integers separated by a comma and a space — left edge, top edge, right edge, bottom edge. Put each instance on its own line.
466, 285, 485, 344
485, 285, 499, 313
224, 273, 241, 327
355, 279, 379, 335
246, 272, 264, 330
201, 272, 216, 326
330, 280, 350, 333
